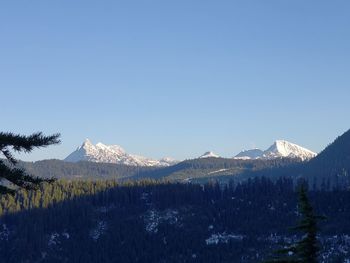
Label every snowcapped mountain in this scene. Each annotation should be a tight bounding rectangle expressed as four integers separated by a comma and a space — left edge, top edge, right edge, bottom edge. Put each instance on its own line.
234, 149, 264, 160
64, 139, 178, 167
65, 139, 316, 166
199, 151, 220, 158
234, 140, 316, 161
262, 140, 316, 160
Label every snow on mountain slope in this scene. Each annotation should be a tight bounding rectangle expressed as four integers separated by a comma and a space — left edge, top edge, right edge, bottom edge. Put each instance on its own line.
159, 157, 179, 166
199, 151, 220, 158
262, 140, 316, 160
234, 140, 316, 161
64, 139, 178, 167
234, 149, 264, 160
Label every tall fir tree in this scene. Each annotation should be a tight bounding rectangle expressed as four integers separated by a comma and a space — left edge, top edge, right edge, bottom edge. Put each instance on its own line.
264, 185, 324, 263
0, 132, 60, 194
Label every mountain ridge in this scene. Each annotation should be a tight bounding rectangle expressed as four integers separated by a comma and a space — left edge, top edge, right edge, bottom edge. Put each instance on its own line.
199, 151, 220, 159
234, 140, 316, 161
64, 139, 177, 167
64, 139, 316, 167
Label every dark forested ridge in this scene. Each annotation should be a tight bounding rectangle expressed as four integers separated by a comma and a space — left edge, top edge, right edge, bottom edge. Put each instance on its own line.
17, 159, 157, 180
16, 157, 302, 183
0, 178, 350, 263
303, 129, 350, 184
134, 157, 302, 182
244, 129, 350, 189
2, 129, 350, 262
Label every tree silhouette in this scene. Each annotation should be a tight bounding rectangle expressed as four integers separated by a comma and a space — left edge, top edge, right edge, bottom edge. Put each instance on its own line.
0, 132, 60, 194
264, 185, 324, 263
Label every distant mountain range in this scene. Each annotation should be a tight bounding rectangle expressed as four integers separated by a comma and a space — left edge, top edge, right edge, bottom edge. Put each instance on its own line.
19, 129, 350, 185
64, 139, 178, 167
64, 139, 316, 167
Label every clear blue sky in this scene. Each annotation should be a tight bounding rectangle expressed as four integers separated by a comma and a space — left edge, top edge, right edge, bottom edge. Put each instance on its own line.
1, 1, 350, 161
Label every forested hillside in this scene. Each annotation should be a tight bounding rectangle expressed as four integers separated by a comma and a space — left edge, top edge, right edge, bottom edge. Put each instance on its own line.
244, 129, 350, 189
16, 157, 302, 183
17, 159, 157, 180
135, 157, 301, 182
0, 179, 349, 262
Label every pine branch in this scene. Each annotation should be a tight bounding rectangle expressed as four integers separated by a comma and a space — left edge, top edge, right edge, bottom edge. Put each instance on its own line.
0, 132, 61, 154
0, 132, 60, 194
1, 147, 17, 164
0, 161, 55, 192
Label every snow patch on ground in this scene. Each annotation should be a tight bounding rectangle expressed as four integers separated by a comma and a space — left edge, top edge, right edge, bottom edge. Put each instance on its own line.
90, 220, 108, 241
48, 231, 70, 247
260, 234, 350, 262
205, 232, 244, 245
0, 224, 10, 241
95, 205, 116, 213
207, 169, 229, 175
144, 209, 179, 234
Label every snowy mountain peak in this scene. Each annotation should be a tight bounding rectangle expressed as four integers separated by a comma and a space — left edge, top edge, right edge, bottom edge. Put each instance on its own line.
234, 149, 264, 160
82, 138, 93, 147
199, 151, 220, 159
65, 140, 177, 167
234, 140, 316, 161
263, 140, 316, 160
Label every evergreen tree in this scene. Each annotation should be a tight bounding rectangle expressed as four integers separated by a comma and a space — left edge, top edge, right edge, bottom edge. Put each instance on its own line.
293, 185, 322, 262
0, 132, 60, 194
265, 185, 324, 263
